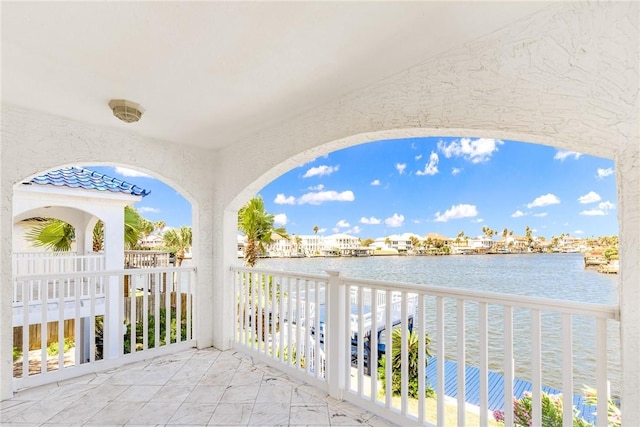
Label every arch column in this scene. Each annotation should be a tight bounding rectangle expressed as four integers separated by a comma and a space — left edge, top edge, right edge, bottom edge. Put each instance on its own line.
617, 143, 640, 425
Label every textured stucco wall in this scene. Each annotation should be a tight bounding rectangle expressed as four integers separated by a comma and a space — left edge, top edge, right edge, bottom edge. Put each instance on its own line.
1, 0, 638, 422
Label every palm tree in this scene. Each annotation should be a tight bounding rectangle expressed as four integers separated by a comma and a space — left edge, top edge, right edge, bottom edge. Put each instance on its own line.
378, 327, 433, 398
409, 235, 420, 253
27, 205, 145, 252
154, 221, 166, 234
25, 218, 75, 252
238, 196, 288, 267
163, 226, 192, 266
525, 225, 533, 248
313, 225, 319, 235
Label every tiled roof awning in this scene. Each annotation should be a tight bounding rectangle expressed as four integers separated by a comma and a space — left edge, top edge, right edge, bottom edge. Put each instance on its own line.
28, 167, 150, 197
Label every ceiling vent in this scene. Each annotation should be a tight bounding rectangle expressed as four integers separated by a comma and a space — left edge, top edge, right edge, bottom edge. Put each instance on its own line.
108, 99, 144, 123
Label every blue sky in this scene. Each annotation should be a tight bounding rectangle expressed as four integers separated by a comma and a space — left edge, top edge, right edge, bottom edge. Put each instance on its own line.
86, 137, 618, 239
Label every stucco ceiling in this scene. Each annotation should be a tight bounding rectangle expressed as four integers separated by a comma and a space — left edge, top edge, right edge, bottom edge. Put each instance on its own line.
2, 2, 551, 151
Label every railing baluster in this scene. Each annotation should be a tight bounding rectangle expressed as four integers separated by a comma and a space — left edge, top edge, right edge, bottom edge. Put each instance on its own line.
143, 273, 149, 350
154, 272, 160, 347
58, 278, 65, 369
295, 277, 302, 370
304, 279, 311, 373
279, 276, 286, 363
479, 302, 489, 427
371, 287, 379, 403
417, 293, 425, 423
40, 279, 48, 374
531, 309, 542, 427
357, 286, 364, 396
400, 291, 408, 415
504, 306, 514, 427
596, 318, 608, 427
22, 279, 29, 377
561, 313, 573, 427
385, 289, 392, 408
130, 274, 137, 353
457, 299, 465, 426
89, 276, 96, 363
175, 271, 182, 344
436, 296, 445, 427
314, 279, 321, 379
271, 274, 278, 360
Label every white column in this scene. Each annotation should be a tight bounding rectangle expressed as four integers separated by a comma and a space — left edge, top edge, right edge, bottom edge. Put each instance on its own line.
102, 208, 124, 359
326, 270, 346, 399
618, 145, 640, 425
193, 200, 214, 349
0, 177, 13, 400
210, 208, 237, 350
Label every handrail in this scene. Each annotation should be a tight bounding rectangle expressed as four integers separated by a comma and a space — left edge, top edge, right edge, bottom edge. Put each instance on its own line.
15, 266, 197, 281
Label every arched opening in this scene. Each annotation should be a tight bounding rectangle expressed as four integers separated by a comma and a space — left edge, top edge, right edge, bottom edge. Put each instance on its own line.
232, 134, 621, 424
10, 164, 196, 386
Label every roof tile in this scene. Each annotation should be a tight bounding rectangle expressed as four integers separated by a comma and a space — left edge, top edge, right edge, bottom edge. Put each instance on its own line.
28, 167, 150, 197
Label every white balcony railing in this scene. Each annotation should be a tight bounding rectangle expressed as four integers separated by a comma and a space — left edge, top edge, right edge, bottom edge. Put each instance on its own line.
12, 266, 196, 390
13, 252, 106, 276
232, 266, 620, 427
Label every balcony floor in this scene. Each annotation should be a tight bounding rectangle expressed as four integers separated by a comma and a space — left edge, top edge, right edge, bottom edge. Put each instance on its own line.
1, 348, 398, 426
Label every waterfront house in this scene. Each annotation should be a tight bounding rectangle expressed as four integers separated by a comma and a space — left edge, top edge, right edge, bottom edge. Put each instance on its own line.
1, 2, 638, 426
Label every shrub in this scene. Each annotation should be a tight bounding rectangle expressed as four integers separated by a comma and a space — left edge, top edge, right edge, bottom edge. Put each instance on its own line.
378, 327, 435, 399
123, 307, 188, 354
46, 338, 74, 356
493, 391, 591, 427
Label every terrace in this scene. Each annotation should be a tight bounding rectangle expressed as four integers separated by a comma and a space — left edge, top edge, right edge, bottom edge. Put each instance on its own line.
1, 2, 638, 426
4, 259, 619, 426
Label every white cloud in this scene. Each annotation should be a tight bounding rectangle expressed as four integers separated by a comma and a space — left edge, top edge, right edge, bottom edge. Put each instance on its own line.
396, 163, 407, 174
526, 193, 560, 208
332, 227, 339, 233
578, 200, 615, 216
297, 190, 355, 205
115, 167, 151, 178
318, 228, 327, 234
416, 152, 439, 176
580, 209, 606, 216
303, 165, 339, 178
451, 167, 462, 175
360, 216, 381, 225
511, 210, 526, 218
274, 193, 295, 205
472, 218, 484, 223
574, 230, 585, 235
577, 191, 601, 204
349, 226, 362, 234
308, 184, 325, 191
385, 213, 405, 227
554, 150, 582, 161
437, 138, 503, 163
336, 220, 350, 228
597, 167, 614, 179
533, 212, 548, 217
371, 179, 381, 186
434, 204, 479, 222
273, 213, 288, 226
415, 154, 422, 160
138, 206, 159, 213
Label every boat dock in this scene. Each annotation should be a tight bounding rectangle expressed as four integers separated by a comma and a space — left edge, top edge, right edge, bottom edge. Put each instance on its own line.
425, 357, 598, 424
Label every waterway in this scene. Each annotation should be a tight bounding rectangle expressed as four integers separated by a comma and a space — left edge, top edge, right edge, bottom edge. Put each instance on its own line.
258, 253, 620, 397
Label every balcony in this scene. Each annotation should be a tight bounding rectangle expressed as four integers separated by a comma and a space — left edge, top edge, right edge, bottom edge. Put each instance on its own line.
6, 260, 622, 426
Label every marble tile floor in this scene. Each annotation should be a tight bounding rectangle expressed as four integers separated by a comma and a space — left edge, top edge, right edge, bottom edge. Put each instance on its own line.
1, 348, 399, 427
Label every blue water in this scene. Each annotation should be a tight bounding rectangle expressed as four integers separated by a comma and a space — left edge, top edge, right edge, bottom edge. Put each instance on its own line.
259, 253, 620, 397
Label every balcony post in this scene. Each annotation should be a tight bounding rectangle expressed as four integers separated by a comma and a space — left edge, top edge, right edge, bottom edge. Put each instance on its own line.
326, 270, 345, 399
